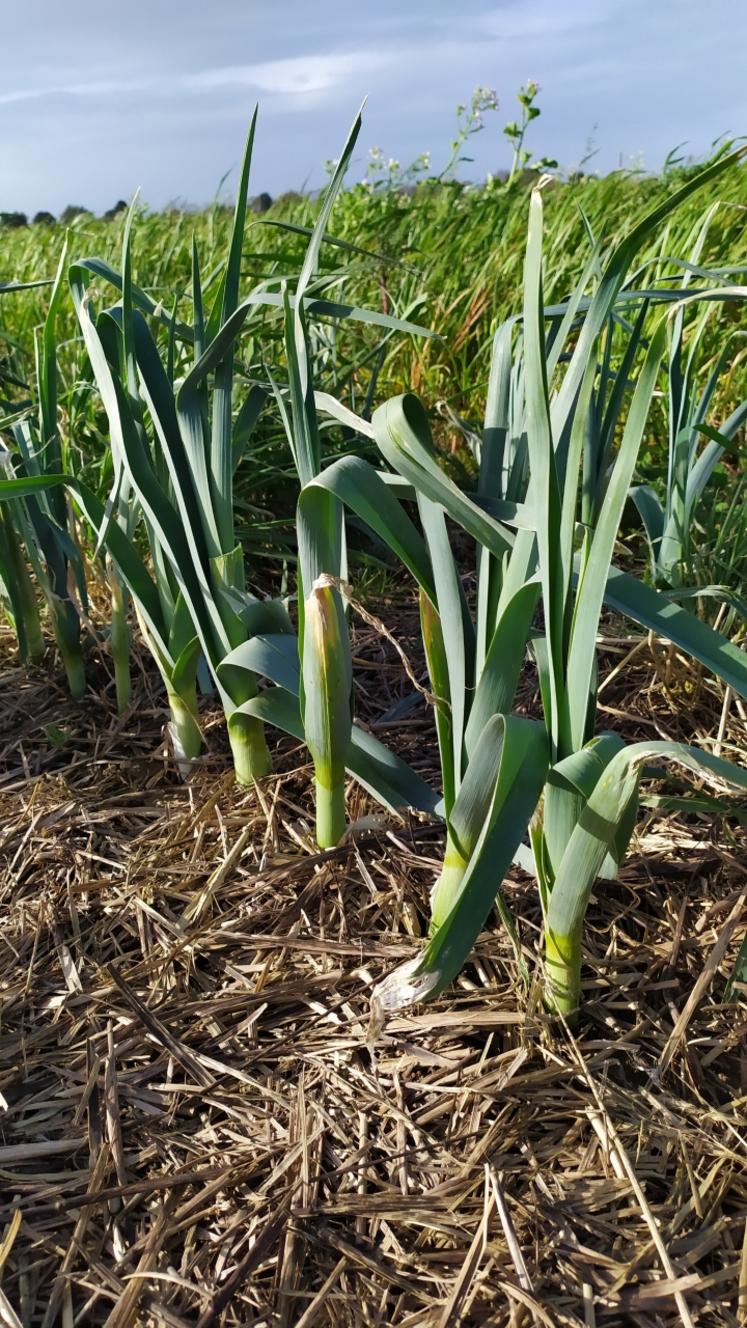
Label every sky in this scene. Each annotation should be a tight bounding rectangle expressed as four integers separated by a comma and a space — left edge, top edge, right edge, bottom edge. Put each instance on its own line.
2, 0, 745, 217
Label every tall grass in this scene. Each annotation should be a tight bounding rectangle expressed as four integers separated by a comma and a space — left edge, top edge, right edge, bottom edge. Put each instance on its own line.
3, 156, 747, 596
5, 158, 747, 423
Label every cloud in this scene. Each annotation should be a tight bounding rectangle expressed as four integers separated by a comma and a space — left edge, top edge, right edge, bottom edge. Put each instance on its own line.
187, 52, 381, 98
0, 77, 150, 107
0, 48, 390, 113
476, 0, 621, 40
2, 0, 743, 214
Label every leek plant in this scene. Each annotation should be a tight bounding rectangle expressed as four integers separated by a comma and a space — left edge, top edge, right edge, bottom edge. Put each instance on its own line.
214, 109, 438, 838
247, 147, 747, 1017
281, 115, 458, 846
68, 148, 283, 779
1, 244, 88, 695
275, 133, 360, 846
369, 154, 747, 1017
0, 497, 45, 662
632, 203, 747, 603
0, 279, 44, 659
72, 109, 432, 785
0, 460, 207, 762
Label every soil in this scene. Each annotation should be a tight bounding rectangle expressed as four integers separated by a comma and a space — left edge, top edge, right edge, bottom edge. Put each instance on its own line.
0, 608, 745, 1327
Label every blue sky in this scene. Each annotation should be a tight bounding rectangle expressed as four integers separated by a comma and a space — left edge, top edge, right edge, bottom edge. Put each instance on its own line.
2, 0, 745, 215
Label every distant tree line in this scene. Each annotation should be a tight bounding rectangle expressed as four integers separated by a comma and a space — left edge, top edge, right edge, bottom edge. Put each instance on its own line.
0, 200, 128, 228
0, 193, 276, 229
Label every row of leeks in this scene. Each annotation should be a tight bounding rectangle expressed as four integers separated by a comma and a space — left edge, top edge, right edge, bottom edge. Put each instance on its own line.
0, 108, 435, 791
239, 142, 747, 1019
0, 246, 87, 695
0, 112, 746, 1020
72, 110, 436, 785
631, 200, 747, 609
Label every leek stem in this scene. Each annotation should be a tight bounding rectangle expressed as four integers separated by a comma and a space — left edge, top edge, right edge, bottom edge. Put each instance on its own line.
166, 686, 202, 776
228, 712, 271, 784
430, 834, 528, 981
110, 580, 131, 713
544, 927, 582, 1022
58, 639, 86, 699
17, 572, 45, 663
49, 598, 86, 698
429, 834, 468, 931
3, 519, 44, 662
314, 777, 346, 849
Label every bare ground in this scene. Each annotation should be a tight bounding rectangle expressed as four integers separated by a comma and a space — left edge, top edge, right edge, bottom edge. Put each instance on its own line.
0, 611, 745, 1328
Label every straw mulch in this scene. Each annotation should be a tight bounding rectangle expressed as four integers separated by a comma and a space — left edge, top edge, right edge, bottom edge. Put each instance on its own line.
0, 616, 745, 1328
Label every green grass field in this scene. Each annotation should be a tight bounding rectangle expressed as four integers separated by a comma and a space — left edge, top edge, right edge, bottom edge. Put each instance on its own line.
3, 148, 747, 581
5, 155, 747, 418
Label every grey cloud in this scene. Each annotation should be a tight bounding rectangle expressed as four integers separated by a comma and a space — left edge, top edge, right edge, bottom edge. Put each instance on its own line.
1, 0, 744, 214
